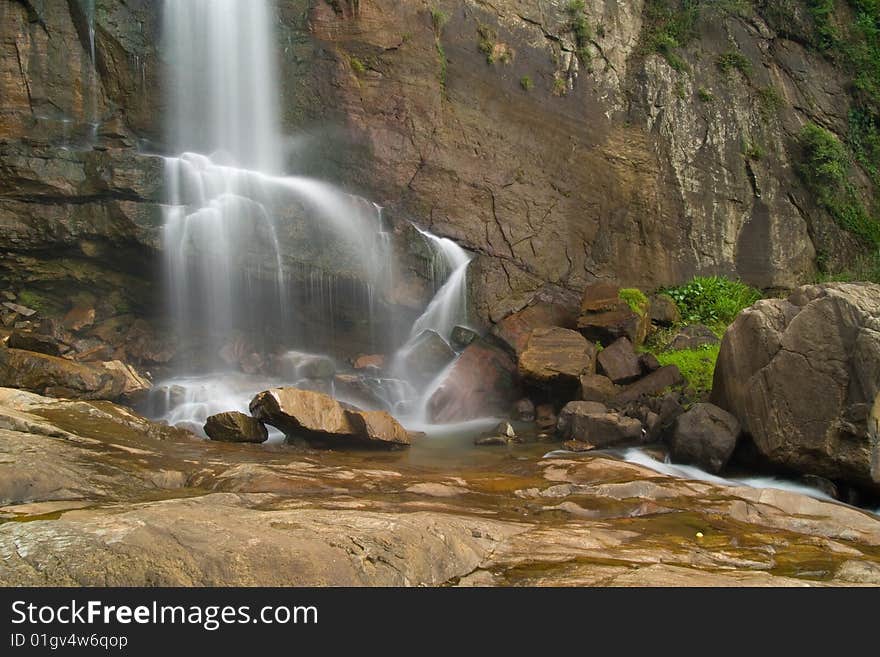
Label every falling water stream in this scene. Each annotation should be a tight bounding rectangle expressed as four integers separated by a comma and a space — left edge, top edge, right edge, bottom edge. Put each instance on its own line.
149, 0, 847, 506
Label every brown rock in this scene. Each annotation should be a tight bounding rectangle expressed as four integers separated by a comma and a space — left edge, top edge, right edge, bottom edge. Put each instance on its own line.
7, 330, 62, 357
0, 346, 128, 400
613, 366, 684, 405
639, 352, 661, 374
713, 283, 880, 490
518, 327, 597, 398
427, 338, 520, 423
577, 283, 649, 347
670, 403, 740, 474
396, 330, 456, 387
579, 373, 618, 403
649, 294, 681, 326
450, 326, 479, 350
249, 387, 409, 448
491, 302, 577, 357
597, 338, 642, 384
204, 412, 268, 444
557, 401, 643, 447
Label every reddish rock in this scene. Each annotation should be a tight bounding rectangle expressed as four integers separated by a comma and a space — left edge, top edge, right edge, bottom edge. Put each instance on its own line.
518, 327, 597, 398
557, 401, 643, 447
577, 283, 649, 347
62, 305, 96, 332
426, 338, 520, 423
490, 302, 577, 357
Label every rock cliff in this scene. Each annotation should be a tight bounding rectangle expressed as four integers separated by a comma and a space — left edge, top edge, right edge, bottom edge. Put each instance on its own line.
1, 0, 877, 330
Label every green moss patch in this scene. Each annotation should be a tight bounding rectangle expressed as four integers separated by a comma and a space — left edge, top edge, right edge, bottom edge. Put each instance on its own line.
657, 343, 720, 396
619, 287, 649, 315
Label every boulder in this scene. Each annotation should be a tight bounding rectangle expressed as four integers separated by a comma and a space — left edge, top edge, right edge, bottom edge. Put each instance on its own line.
427, 338, 520, 423
204, 412, 268, 444
579, 373, 618, 403
1, 301, 36, 317
577, 282, 649, 347
475, 421, 516, 446
7, 330, 62, 356
396, 330, 456, 387
490, 302, 577, 356
667, 324, 719, 351
557, 401, 643, 448
649, 293, 681, 326
450, 325, 479, 350
712, 283, 880, 491
101, 360, 152, 403
597, 337, 642, 384
0, 346, 129, 400
513, 398, 536, 422
518, 327, 597, 398
612, 366, 684, 405
249, 387, 410, 448
669, 403, 741, 474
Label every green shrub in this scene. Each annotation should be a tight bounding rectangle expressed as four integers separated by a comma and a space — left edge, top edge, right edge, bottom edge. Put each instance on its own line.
520, 76, 533, 91
430, 8, 448, 33
662, 276, 761, 327
797, 122, 880, 246
566, 0, 592, 64
349, 56, 366, 75
619, 288, 649, 314
656, 343, 720, 396
757, 85, 784, 120
697, 87, 714, 102
716, 50, 752, 77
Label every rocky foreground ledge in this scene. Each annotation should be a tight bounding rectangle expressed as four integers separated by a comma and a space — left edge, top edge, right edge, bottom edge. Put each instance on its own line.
1, 387, 879, 586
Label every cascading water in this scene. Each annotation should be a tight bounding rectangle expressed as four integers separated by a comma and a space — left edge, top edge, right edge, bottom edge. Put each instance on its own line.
152, 0, 478, 436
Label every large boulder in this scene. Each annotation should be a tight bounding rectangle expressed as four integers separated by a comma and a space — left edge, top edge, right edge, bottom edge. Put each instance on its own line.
712, 283, 880, 491
490, 302, 577, 356
0, 346, 131, 400
518, 327, 597, 398
557, 401, 643, 448
427, 338, 520, 422
669, 403, 741, 474
204, 412, 269, 444
577, 282, 649, 347
250, 387, 410, 448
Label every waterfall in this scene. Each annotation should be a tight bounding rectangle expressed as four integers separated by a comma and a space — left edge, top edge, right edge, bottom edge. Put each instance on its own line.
162, 0, 282, 172
155, 0, 477, 433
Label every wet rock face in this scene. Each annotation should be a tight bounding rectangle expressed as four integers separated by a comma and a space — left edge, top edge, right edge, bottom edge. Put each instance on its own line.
713, 283, 880, 491
294, 0, 865, 323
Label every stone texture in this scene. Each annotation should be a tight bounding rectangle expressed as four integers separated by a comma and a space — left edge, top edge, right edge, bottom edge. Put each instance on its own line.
249, 387, 410, 448
667, 324, 720, 351
577, 282, 649, 347
395, 329, 455, 386
713, 283, 880, 491
427, 338, 520, 422
670, 403, 741, 474
557, 401, 643, 448
613, 365, 684, 405
0, 346, 130, 400
649, 293, 681, 326
204, 412, 269, 444
579, 373, 618, 403
597, 337, 642, 384
490, 302, 577, 357
518, 327, 597, 398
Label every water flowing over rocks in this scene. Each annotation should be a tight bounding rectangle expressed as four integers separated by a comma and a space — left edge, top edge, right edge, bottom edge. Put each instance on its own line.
713, 283, 880, 493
